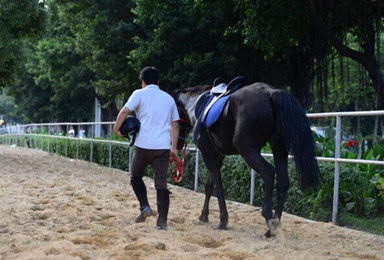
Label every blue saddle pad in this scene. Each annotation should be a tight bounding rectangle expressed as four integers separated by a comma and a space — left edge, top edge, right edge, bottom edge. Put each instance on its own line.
204, 95, 231, 128
193, 94, 231, 140
193, 76, 248, 140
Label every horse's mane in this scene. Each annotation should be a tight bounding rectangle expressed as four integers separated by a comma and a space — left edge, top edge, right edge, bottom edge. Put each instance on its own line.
171, 85, 211, 99
180, 85, 211, 96
180, 85, 211, 93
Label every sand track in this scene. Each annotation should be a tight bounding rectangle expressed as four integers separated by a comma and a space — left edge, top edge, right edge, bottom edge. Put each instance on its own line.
0, 145, 383, 260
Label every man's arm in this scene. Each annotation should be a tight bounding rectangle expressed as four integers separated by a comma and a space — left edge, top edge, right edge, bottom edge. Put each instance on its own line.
113, 106, 131, 137
170, 120, 180, 155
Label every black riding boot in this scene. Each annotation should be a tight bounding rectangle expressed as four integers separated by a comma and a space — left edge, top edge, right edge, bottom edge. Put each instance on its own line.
131, 176, 154, 223
156, 189, 170, 230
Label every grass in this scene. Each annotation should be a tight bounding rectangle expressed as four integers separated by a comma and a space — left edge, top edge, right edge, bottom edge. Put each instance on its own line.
338, 212, 384, 235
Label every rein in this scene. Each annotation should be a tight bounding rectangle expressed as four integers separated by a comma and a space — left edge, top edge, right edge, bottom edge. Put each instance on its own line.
179, 117, 189, 124
170, 142, 188, 183
169, 98, 194, 183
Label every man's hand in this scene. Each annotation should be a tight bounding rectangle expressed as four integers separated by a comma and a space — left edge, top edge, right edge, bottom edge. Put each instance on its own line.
170, 148, 179, 160
114, 107, 131, 137
116, 130, 125, 138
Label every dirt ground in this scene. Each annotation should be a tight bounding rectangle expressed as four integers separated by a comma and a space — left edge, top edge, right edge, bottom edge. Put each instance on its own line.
0, 145, 383, 260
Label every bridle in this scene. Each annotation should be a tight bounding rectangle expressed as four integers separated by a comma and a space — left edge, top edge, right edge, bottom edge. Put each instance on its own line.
170, 104, 193, 183
177, 102, 193, 147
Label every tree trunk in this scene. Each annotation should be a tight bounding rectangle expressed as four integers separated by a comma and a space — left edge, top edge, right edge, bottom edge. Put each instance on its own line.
314, 15, 384, 110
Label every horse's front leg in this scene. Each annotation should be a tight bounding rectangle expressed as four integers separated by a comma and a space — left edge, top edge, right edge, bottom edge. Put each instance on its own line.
199, 177, 214, 222
196, 126, 227, 229
212, 170, 228, 229
199, 166, 228, 229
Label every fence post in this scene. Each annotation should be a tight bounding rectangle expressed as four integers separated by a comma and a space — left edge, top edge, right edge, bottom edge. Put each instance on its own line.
34, 127, 37, 149
332, 116, 342, 224
250, 169, 256, 205
65, 125, 68, 157
90, 141, 93, 163
76, 138, 79, 159
109, 124, 112, 168
29, 127, 32, 149
48, 125, 50, 153
40, 126, 44, 150
55, 125, 58, 154
90, 123, 94, 162
129, 145, 132, 172
194, 149, 199, 192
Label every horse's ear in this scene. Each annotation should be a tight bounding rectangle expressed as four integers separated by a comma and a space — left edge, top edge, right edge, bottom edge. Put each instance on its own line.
160, 80, 180, 95
170, 88, 180, 98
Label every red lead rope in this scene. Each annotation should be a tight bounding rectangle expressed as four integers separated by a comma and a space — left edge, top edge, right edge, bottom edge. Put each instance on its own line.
170, 142, 188, 183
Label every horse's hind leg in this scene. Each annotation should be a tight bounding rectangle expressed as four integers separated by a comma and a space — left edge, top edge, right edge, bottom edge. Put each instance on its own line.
239, 149, 276, 237
270, 140, 290, 230
199, 176, 214, 222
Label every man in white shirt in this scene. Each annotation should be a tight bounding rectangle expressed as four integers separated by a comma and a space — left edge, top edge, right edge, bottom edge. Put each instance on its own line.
114, 66, 180, 230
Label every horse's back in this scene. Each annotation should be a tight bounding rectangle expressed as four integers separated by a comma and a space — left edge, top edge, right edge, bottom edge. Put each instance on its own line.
234, 82, 275, 97
208, 82, 277, 154
229, 83, 276, 123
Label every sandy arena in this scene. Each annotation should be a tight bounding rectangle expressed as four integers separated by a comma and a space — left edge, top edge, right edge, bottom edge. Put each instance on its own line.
0, 145, 383, 260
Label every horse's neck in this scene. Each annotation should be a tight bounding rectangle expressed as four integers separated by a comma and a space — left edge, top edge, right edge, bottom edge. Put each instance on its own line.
179, 92, 200, 126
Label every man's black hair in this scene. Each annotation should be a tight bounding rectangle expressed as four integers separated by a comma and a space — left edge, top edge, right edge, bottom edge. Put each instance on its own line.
140, 66, 159, 85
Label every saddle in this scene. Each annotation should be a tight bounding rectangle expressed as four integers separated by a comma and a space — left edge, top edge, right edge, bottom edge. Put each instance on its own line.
193, 76, 249, 140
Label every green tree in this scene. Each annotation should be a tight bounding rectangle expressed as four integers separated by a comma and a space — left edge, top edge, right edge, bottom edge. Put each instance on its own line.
233, 0, 331, 109
0, 91, 21, 123
35, 0, 95, 122
234, 0, 384, 112
7, 71, 53, 123
56, 0, 138, 120
310, 0, 384, 110
0, 0, 45, 88
4, 0, 384, 124
130, 0, 260, 89
9, 0, 95, 123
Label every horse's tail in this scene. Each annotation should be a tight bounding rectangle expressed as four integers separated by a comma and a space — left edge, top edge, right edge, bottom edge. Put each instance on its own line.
271, 90, 321, 189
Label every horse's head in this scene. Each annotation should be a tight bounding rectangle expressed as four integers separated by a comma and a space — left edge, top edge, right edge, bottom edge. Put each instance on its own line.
171, 85, 211, 149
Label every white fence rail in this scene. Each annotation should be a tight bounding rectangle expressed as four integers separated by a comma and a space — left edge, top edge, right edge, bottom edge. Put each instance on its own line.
1, 110, 384, 225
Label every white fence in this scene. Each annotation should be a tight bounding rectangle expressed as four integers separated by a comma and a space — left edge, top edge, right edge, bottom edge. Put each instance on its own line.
1, 110, 384, 225
306, 110, 384, 224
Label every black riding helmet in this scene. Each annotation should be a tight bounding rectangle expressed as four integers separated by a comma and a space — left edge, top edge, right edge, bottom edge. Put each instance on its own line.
119, 115, 140, 146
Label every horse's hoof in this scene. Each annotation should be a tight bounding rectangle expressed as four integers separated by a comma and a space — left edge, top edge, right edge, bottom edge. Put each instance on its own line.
198, 215, 209, 223
264, 230, 272, 238
217, 224, 227, 230
266, 218, 281, 237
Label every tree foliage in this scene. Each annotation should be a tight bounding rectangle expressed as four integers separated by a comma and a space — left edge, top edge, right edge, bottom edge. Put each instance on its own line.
7, 1, 95, 123
310, 0, 384, 110
1, 0, 384, 124
0, 91, 20, 123
0, 0, 45, 88
130, 0, 260, 89
56, 0, 137, 100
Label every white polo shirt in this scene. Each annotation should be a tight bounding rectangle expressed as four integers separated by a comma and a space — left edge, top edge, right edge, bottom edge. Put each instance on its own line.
125, 84, 179, 149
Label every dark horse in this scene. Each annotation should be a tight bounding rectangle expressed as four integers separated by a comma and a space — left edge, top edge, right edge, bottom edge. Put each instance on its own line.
172, 81, 321, 237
